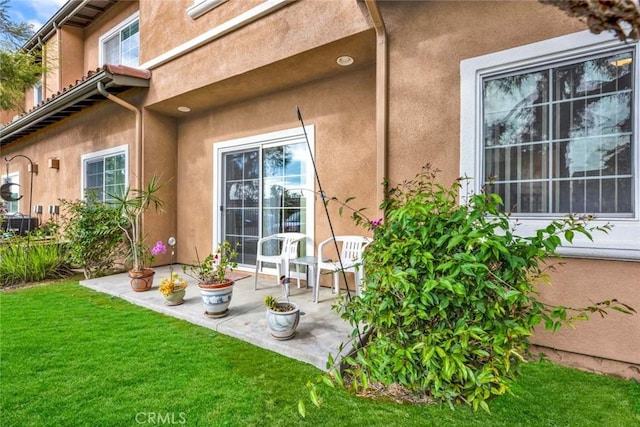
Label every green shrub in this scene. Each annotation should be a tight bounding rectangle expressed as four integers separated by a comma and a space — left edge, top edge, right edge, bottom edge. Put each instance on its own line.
60, 193, 127, 279
304, 166, 633, 415
0, 237, 70, 287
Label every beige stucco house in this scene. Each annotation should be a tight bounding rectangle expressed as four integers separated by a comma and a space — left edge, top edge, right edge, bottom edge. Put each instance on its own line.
1, 0, 638, 379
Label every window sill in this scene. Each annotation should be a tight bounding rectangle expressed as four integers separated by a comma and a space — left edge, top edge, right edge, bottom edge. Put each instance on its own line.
511, 218, 640, 261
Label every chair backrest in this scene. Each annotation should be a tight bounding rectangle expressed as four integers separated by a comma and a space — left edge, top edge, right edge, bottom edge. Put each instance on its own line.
280, 232, 306, 259
337, 235, 372, 262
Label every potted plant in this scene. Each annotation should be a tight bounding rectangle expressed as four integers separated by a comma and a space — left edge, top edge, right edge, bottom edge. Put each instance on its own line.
110, 175, 165, 291
158, 272, 188, 306
183, 240, 238, 318
264, 294, 300, 340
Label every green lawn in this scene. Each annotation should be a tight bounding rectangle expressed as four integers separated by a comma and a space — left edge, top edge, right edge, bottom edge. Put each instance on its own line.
1, 280, 638, 426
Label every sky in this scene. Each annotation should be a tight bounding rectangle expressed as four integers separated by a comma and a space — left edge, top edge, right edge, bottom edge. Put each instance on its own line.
6, 0, 67, 34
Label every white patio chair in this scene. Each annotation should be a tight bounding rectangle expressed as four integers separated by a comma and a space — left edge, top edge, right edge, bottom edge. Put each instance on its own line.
254, 232, 306, 290
316, 235, 372, 298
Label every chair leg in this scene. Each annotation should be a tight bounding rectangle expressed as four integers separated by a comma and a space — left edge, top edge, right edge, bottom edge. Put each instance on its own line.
333, 271, 340, 294
254, 262, 260, 290
355, 270, 362, 296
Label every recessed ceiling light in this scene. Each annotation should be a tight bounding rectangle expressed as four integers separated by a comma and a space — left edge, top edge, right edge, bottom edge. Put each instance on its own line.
178, 106, 191, 112
336, 56, 354, 66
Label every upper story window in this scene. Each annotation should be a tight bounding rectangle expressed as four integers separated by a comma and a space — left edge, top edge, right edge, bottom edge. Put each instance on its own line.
461, 31, 639, 260
2, 172, 20, 214
81, 145, 128, 202
100, 12, 139, 66
33, 80, 43, 106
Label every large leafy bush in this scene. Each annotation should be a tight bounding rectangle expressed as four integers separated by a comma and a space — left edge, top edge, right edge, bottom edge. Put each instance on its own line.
60, 193, 127, 279
304, 166, 633, 414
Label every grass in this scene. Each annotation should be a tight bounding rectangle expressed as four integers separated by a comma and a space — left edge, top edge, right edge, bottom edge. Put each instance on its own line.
1, 280, 638, 426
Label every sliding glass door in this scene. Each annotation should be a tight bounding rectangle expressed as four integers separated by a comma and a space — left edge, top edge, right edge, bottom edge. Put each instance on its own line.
217, 127, 314, 269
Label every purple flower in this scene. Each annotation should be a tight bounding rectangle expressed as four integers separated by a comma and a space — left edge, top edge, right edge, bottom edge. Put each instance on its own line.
369, 217, 383, 229
151, 240, 167, 256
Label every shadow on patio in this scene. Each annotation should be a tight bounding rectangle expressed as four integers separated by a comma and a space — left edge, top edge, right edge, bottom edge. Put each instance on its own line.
80, 265, 354, 370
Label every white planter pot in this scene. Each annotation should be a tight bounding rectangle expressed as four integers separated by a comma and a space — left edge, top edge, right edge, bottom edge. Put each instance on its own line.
198, 280, 234, 318
266, 302, 300, 340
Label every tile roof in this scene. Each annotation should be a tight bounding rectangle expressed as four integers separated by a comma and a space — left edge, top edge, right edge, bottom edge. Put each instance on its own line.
0, 64, 151, 147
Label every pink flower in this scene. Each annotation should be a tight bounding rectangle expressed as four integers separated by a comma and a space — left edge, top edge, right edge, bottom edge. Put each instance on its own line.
151, 240, 167, 256
369, 217, 383, 229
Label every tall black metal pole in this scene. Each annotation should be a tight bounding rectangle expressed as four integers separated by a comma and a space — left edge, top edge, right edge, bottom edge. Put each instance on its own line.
296, 106, 354, 302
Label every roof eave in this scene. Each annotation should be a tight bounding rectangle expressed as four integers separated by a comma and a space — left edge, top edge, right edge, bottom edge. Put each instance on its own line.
0, 66, 150, 146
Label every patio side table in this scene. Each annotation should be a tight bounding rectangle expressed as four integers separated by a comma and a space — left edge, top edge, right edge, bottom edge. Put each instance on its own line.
290, 256, 319, 303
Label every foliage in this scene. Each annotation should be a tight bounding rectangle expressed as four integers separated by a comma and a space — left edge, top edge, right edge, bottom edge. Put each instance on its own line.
2, 281, 637, 426
183, 240, 238, 285
539, 0, 640, 41
158, 272, 187, 297
0, 0, 49, 112
264, 295, 296, 312
303, 165, 635, 415
109, 175, 165, 272
60, 193, 127, 279
0, 236, 70, 287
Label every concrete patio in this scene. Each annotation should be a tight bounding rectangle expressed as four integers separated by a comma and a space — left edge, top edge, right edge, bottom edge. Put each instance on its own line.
80, 266, 354, 371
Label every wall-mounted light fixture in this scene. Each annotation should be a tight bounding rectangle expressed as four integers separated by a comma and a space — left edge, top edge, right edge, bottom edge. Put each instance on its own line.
48, 158, 60, 170
27, 163, 38, 174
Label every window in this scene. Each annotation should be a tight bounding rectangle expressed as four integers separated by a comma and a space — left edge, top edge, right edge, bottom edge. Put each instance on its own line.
100, 12, 139, 66
81, 146, 128, 202
2, 172, 20, 214
215, 127, 315, 268
461, 31, 639, 260
483, 50, 633, 216
33, 80, 42, 105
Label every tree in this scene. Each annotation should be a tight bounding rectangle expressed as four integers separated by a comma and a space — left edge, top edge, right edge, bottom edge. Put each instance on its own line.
0, 0, 45, 112
539, 0, 640, 41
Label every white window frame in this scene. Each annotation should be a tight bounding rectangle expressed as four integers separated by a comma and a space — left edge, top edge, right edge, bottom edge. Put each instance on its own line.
213, 126, 316, 270
2, 172, 20, 214
461, 30, 639, 261
98, 11, 140, 66
81, 145, 129, 201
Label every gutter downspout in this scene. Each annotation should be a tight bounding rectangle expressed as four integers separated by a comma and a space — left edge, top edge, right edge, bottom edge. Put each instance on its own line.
364, 0, 388, 218
96, 82, 143, 192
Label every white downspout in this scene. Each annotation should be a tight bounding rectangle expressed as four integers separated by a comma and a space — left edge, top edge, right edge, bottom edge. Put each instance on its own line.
364, 0, 388, 218
97, 82, 143, 192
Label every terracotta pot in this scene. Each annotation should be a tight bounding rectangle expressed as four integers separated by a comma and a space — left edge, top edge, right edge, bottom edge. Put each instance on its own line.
266, 302, 300, 340
198, 279, 234, 318
129, 268, 155, 292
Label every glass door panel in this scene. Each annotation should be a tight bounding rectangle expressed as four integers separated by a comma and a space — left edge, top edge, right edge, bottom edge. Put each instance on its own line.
222, 149, 259, 265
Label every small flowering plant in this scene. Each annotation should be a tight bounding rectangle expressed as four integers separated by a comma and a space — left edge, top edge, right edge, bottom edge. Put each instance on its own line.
183, 240, 239, 285
158, 272, 188, 297
134, 240, 167, 272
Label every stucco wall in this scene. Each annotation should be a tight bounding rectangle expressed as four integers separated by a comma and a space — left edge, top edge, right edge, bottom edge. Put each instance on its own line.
2, 92, 140, 231
144, 0, 371, 106
59, 27, 86, 89
532, 259, 640, 378
174, 66, 376, 265
377, 0, 638, 378
83, 1, 139, 70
